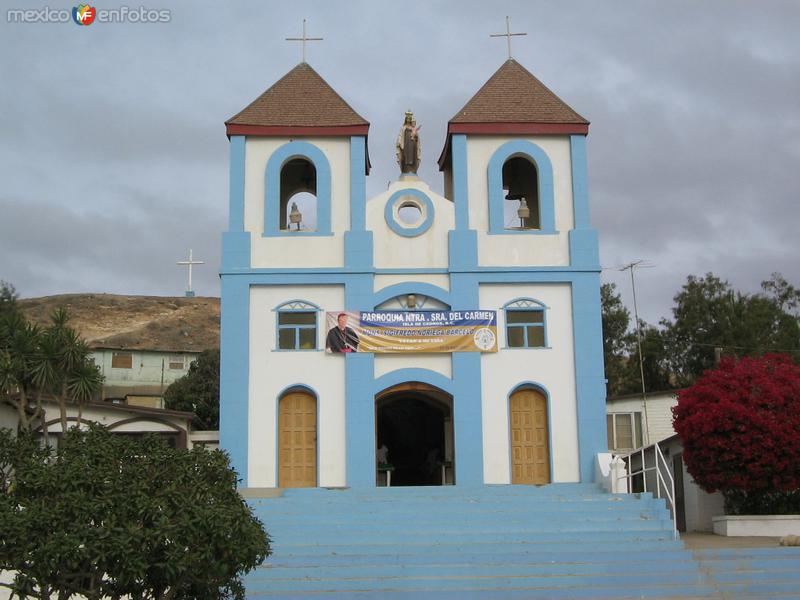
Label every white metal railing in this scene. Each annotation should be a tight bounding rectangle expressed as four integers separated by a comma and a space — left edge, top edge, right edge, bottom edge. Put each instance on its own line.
614, 442, 678, 539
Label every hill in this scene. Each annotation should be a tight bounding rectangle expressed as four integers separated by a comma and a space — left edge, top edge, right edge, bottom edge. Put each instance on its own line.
19, 294, 219, 353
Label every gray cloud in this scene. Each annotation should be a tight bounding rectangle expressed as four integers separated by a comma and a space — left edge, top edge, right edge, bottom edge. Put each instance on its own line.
1, 0, 798, 325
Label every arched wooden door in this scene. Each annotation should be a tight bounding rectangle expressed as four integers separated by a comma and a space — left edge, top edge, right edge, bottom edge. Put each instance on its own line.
278, 391, 317, 488
509, 388, 550, 485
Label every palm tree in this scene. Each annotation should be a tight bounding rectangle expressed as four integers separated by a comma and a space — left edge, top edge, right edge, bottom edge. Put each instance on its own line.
48, 308, 103, 431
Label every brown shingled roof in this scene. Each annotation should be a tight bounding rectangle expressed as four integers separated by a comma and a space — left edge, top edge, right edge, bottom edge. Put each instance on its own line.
226, 62, 368, 129
449, 59, 588, 125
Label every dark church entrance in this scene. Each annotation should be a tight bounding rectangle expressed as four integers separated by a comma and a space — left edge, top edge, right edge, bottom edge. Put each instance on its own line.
375, 382, 454, 486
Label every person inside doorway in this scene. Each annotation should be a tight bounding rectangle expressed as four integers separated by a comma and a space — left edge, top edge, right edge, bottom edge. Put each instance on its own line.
326, 312, 359, 353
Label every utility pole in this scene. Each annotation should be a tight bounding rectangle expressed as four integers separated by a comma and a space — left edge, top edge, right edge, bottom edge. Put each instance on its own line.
620, 260, 652, 446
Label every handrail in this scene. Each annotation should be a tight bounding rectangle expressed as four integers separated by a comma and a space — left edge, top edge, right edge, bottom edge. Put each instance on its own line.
613, 441, 678, 540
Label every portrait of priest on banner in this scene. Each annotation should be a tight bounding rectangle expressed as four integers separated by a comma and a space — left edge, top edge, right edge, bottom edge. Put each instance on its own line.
326, 312, 360, 353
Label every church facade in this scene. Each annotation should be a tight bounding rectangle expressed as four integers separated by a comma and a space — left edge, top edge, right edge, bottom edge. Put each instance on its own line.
219, 59, 606, 489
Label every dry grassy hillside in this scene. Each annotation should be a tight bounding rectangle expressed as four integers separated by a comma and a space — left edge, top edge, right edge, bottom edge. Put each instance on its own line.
19, 294, 219, 353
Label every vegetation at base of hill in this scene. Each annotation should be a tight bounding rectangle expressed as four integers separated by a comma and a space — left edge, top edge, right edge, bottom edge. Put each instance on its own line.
0, 281, 103, 432
602, 272, 800, 396
672, 354, 800, 515
164, 348, 220, 429
0, 424, 271, 599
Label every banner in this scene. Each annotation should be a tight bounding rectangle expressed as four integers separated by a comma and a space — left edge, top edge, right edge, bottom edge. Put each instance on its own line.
325, 311, 498, 354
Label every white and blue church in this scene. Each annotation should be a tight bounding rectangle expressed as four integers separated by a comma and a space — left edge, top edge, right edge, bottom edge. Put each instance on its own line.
219, 58, 606, 491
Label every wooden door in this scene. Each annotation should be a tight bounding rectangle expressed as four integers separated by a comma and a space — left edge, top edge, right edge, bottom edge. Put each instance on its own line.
510, 388, 550, 485
278, 392, 317, 488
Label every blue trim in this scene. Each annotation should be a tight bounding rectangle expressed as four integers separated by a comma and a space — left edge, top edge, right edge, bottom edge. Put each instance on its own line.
219, 277, 250, 487
448, 230, 478, 271
345, 137, 373, 269
373, 368, 454, 396
487, 140, 556, 235
451, 134, 469, 231
570, 274, 608, 482
221, 232, 251, 271
273, 299, 323, 312
372, 282, 451, 309
507, 382, 555, 483
264, 141, 332, 236
219, 265, 602, 276
228, 136, 245, 231
349, 137, 366, 231
384, 188, 434, 237
570, 135, 590, 230
275, 385, 320, 487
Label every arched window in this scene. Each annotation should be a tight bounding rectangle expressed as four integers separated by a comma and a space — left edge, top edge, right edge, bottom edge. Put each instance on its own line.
280, 158, 317, 232
487, 140, 556, 235
502, 156, 540, 230
275, 300, 320, 351
264, 141, 332, 236
503, 298, 547, 348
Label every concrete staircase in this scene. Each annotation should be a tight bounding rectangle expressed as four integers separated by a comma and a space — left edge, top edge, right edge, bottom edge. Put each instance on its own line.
243, 484, 800, 598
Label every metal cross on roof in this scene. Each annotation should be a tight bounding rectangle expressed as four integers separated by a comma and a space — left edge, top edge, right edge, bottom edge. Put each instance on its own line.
177, 249, 204, 298
286, 19, 323, 63
490, 16, 527, 60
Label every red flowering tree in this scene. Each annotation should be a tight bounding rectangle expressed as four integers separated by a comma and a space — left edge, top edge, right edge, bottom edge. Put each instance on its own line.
673, 354, 800, 514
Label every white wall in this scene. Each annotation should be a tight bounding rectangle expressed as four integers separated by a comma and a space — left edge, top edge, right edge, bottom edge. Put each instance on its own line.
248, 285, 346, 487
374, 273, 450, 292
465, 136, 573, 268
479, 283, 579, 483
91, 350, 197, 390
244, 137, 351, 269
367, 179, 455, 270
606, 391, 678, 446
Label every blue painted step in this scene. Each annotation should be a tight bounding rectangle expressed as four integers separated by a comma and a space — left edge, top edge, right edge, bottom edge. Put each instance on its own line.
244, 483, 708, 598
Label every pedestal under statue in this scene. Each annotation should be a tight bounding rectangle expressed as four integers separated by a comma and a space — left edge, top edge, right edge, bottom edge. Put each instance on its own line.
396, 111, 421, 175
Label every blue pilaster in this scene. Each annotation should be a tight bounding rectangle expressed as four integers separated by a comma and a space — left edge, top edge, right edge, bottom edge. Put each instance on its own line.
450, 273, 484, 485
451, 134, 469, 231
448, 134, 478, 271
568, 135, 600, 269
344, 274, 375, 487
219, 276, 250, 486
571, 273, 607, 482
345, 136, 373, 270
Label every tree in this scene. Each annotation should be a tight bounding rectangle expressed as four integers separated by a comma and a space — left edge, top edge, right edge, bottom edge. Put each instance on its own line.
0, 424, 271, 599
165, 349, 220, 429
601, 283, 635, 396
0, 302, 103, 433
0, 281, 17, 318
661, 273, 800, 385
672, 354, 800, 514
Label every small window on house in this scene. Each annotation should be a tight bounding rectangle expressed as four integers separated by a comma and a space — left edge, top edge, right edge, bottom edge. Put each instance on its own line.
504, 299, 546, 348
607, 412, 644, 451
280, 158, 317, 232
276, 301, 319, 350
111, 352, 133, 369
168, 354, 185, 370
502, 156, 540, 230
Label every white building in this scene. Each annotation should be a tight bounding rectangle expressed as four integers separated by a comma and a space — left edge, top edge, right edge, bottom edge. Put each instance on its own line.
219, 59, 606, 489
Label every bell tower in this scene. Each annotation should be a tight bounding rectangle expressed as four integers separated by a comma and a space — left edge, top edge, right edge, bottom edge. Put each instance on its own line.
219, 60, 370, 483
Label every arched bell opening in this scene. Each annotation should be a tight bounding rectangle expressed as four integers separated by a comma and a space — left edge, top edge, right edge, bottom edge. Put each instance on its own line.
502, 156, 540, 230
280, 158, 317, 231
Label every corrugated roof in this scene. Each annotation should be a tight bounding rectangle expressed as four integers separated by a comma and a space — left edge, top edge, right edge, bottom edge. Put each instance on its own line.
449, 59, 588, 125
226, 62, 369, 128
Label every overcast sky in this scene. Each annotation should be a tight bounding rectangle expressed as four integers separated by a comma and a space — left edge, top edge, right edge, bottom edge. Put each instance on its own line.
1, 0, 798, 325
